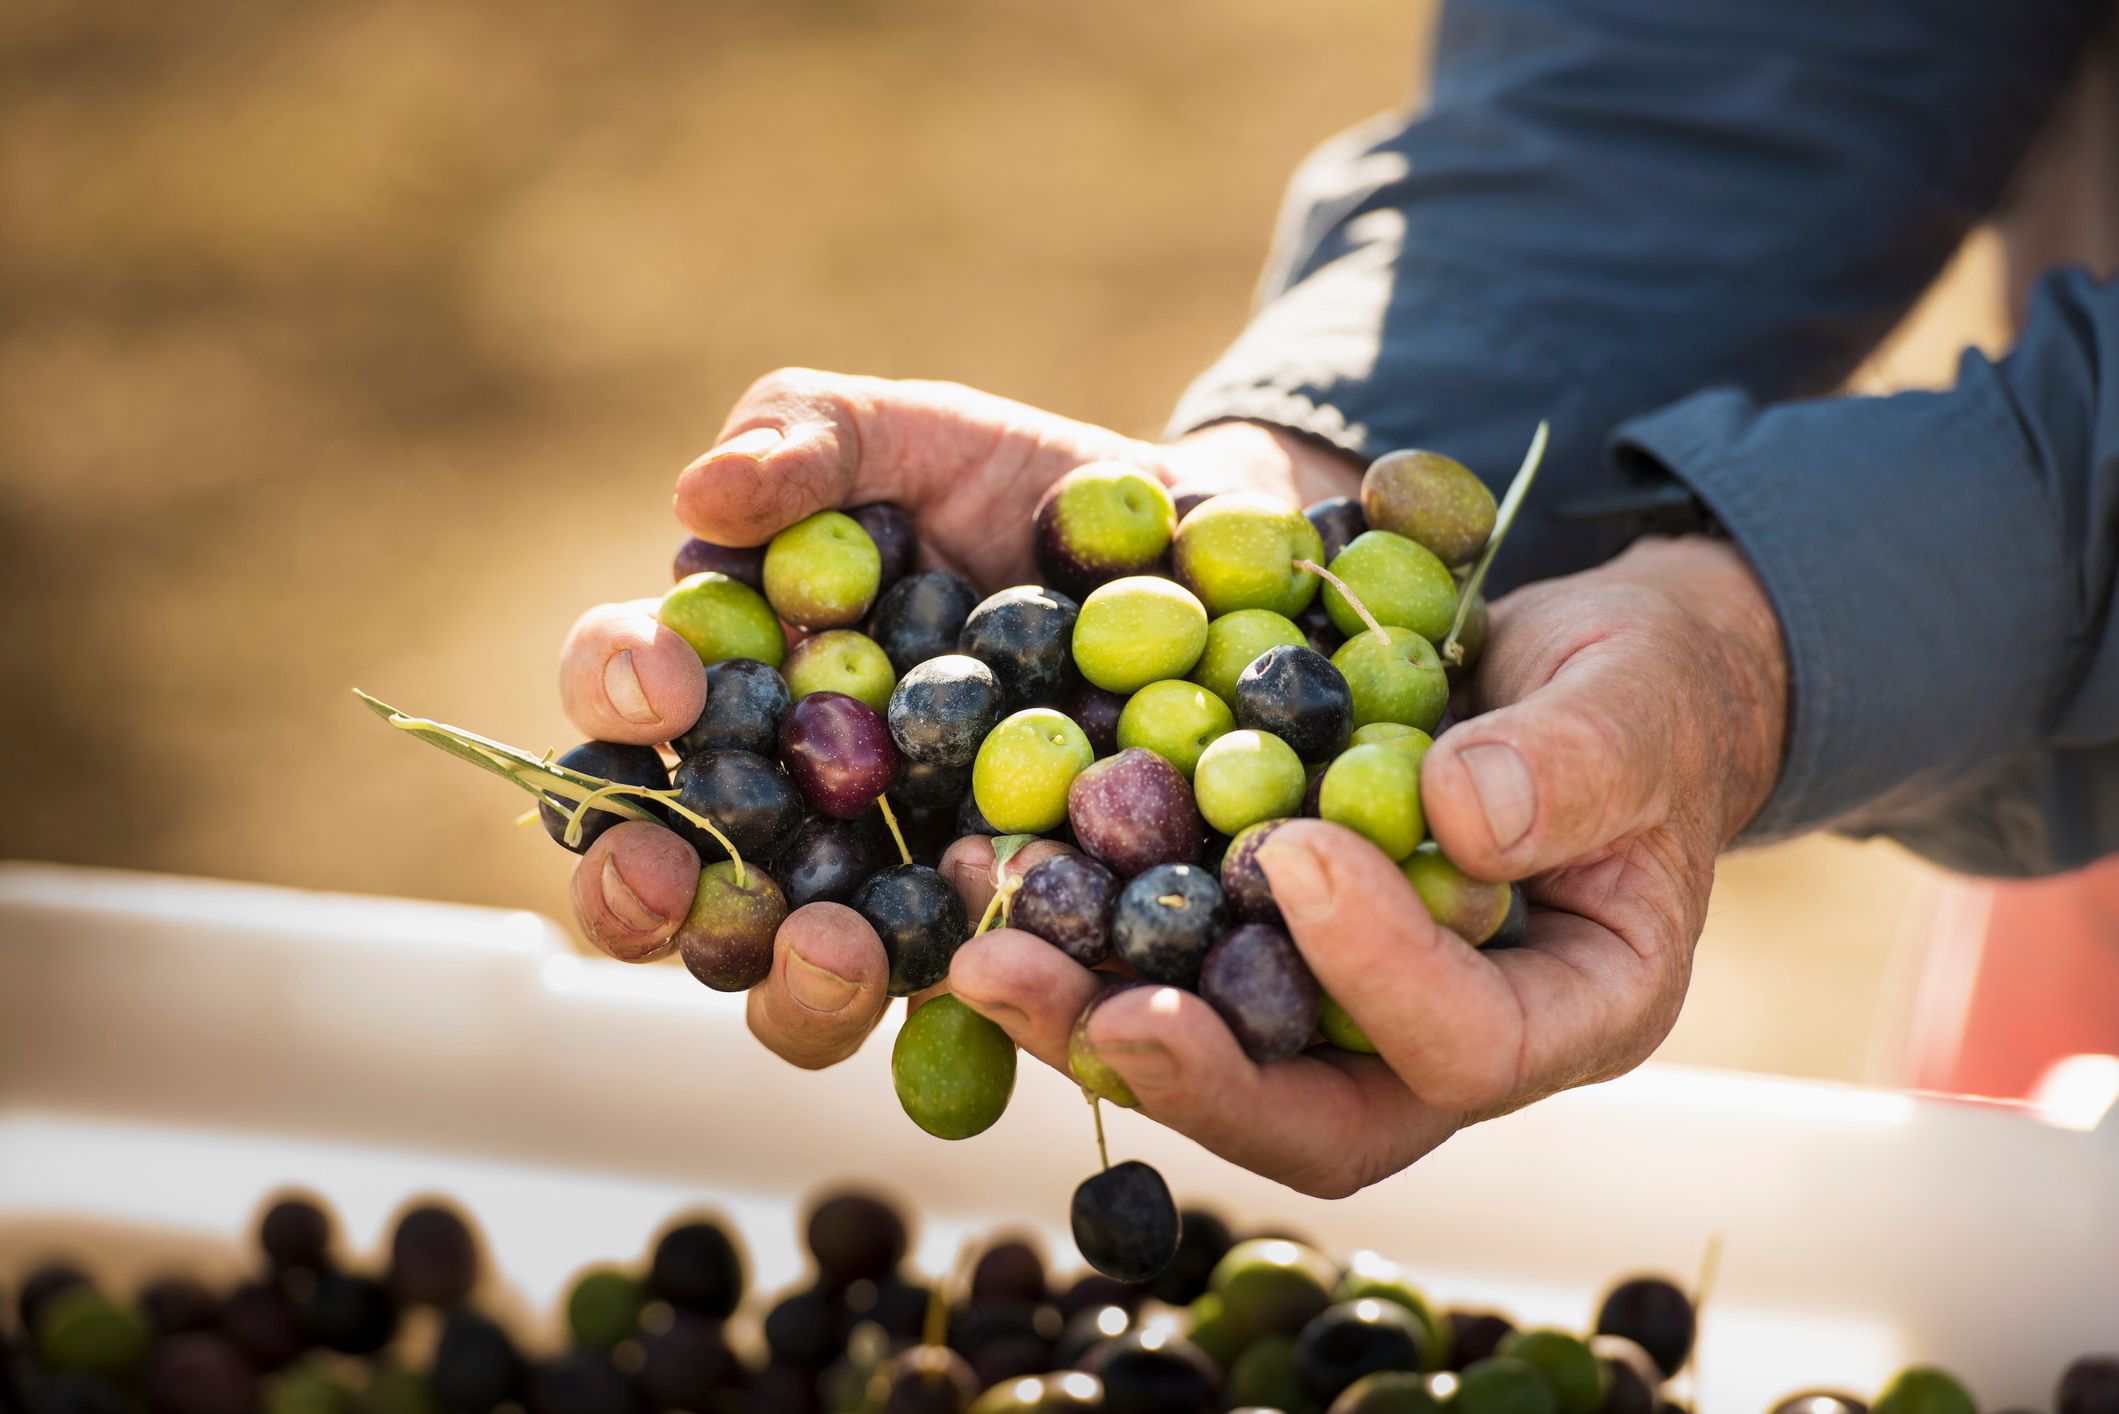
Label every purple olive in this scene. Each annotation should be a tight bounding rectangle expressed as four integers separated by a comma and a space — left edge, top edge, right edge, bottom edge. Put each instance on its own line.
674, 537, 766, 590
779, 691, 902, 820
1066, 748, 1205, 879
847, 502, 918, 594
1198, 922, 1319, 1063
1012, 854, 1120, 966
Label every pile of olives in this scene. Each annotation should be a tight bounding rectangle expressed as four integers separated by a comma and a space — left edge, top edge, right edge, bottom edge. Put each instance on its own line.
14, 1186, 2112, 1414
375, 444, 1538, 1283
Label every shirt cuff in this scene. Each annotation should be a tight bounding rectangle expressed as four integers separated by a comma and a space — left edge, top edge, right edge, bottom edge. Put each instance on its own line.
1608, 376, 2067, 847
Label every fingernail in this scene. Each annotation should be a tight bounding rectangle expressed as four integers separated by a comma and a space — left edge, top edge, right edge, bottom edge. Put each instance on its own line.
599, 855, 668, 933
786, 950, 859, 1014
1099, 1039, 1179, 1092
1458, 742, 1536, 851
602, 649, 659, 725
1257, 839, 1331, 924
704, 426, 783, 462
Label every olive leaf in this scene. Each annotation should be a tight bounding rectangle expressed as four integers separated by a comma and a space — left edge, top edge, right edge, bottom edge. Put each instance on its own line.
1441, 419, 1549, 666
353, 689, 658, 822
988, 833, 1041, 872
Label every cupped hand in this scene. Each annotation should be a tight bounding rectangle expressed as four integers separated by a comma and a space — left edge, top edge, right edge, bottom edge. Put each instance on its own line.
553, 369, 1360, 1068
949, 535, 1789, 1197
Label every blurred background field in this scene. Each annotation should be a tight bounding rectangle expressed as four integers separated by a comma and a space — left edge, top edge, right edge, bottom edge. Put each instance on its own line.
0, 0, 2006, 1084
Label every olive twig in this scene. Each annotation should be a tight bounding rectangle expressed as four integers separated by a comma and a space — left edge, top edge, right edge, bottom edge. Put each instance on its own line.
572, 782, 750, 887
1090, 1095, 1110, 1172
1440, 419, 1549, 665
876, 793, 913, 867
971, 875, 1023, 939
1292, 559, 1387, 639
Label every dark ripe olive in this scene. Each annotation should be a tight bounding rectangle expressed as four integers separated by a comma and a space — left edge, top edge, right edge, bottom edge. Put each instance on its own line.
890, 655, 1005, 768
258, 1197, 333, 1273
540, 741, 671, 854
1444, 1311, 1516, 1372
766, 1285, 848, 1370
959, 585, 1082, 709
431, 1308, 524, 1413
300, 1271, 396, 1356
1197, 923, 1320, 1064
1593, 1336, 1663, 1414
1594, 1276, 1694, 1378
870, 569, 981, 676
141, 1334, 256, 1414
970, 1241, 1048, 1306
780, 691, 903, 819
806, 1190, 910, 1287
1219, 818, 1290, 926
853, 864, 970, 996
1146, 1208, 1233, 1307
1056, 1274, 1145, 1320
1771, 1396, 1870, 1414
779, 815, 883, 908
1233, 645, 1353, 762
1013, 854, 1119, 966
2062, 1358, 2119, 1414
1077, 1331, 1220, 1414
1064, 681, 1129, 757
388, 1201, 479, 1307
674, 656, 793, 759
957, 792, 1003, 837
672, 748, 806, 863
877, 1345, 980, 1414
1295, 1299, 1427, 1405
1299, 599, 1346, 658
1112, 864, 1227, 988
221, 1281, 308, 1371
1304, 496, 1369, 562
650, 1218, 745, 1316
522, 1352, 636, 1414
674, 536, 766, 590
848, 501, 919, 594
1066, 748, 1205, 879
638, 1309, 742, 1410
137, 1275, 223, 1338
1072, 1161, 1181, 1284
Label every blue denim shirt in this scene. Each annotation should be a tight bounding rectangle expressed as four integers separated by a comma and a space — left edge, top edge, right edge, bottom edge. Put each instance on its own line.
1170, 0, 2119, 877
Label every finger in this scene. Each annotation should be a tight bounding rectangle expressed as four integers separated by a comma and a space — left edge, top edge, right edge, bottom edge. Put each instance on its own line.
938, 834, 1078, 924
673, 370, 915, 546
673, 369, 1160, 579
1420, 632, 1671, 881
947, 928, 1102, 1070
1084, 982, 1460, 1199
558, 600, 707, 746
1256, 820, 1675, 1112
570, 821, 699, 963
745, 902, 893, 1070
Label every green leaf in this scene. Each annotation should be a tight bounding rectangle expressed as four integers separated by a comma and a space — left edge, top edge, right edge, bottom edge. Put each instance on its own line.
353, 689, 660, 823
989, 833, 1040, 872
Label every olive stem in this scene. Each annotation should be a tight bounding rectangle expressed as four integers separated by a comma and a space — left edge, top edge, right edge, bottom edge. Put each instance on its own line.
1440, 419, 1549, 666
513, 808, 539, 828
1292, 559, 1387, 639
971, 876, 1023, 939
571, 782, 748, 888
1090, 1095, 1110, 1172
877, 793, 913, 867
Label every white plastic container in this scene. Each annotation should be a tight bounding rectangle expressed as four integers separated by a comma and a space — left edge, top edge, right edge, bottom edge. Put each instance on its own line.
2, 863, 2114, 1410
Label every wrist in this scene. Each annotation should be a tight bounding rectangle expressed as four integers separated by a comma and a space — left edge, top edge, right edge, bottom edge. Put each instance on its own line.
1160, 420, 1362, 507
1611, 535, 1790, 842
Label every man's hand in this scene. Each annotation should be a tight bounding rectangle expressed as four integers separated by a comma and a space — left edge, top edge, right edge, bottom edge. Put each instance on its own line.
553, 369, 1359, 1068
949, 535, 1789, 1196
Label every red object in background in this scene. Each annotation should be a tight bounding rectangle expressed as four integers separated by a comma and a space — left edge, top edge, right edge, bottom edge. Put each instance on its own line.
1909, 856, 2119, 1100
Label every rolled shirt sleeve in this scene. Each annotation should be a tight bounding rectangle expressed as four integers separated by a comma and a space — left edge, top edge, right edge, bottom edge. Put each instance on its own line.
1170, 0, 2104, 588
1616, 269, 2119, 875
1170, 0, 2116, 873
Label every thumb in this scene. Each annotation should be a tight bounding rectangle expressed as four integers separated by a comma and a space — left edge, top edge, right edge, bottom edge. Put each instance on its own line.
674, 368, 883, 547
1420, 639, 1668, 880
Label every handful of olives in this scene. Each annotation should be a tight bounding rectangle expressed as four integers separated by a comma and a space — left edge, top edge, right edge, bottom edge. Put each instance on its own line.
365, 430, 1546, 1284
